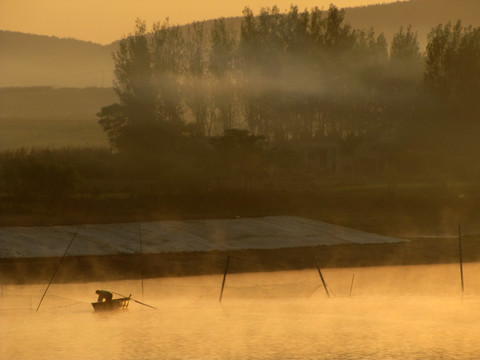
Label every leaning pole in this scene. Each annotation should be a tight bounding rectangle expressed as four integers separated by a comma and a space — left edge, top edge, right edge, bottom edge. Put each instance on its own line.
314, 256, 330, 298
219, 256, 230, 303
458, 225, 464, 294
36, 227, 80, 312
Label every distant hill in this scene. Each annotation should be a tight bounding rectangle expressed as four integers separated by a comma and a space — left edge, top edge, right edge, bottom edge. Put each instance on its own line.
0, 0, 479, 88
344, 0, 480, 50
0, 31, 116, 87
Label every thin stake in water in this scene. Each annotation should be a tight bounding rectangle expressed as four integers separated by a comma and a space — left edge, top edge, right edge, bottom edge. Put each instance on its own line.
349, 274, 355, 297
138, 222, 144, 297
219, 256, 230, 303
458, 224, 464, 293
36, 226, 80, 312
314, 256, 330, 298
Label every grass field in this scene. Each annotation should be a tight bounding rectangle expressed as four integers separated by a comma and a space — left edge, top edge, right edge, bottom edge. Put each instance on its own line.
1, 117, 480, 240
2, 185, 480, 237
0, 119, 108, 150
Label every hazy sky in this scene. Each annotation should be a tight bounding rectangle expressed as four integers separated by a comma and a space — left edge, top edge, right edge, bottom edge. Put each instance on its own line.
0, 0, 408, 45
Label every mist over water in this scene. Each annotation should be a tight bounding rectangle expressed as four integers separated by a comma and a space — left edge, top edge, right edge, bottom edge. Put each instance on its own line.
2, 263, 480, 359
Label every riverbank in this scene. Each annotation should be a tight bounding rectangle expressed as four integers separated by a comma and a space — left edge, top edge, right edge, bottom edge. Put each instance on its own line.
1, 236, 479, 285
2, 186, 480, 285
2, 185, 480, 237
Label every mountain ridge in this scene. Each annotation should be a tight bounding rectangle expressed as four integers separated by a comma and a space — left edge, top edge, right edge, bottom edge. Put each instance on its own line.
1, 0, 479, 87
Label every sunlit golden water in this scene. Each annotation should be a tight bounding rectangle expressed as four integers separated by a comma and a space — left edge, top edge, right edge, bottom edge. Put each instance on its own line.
2, 263, 480, 359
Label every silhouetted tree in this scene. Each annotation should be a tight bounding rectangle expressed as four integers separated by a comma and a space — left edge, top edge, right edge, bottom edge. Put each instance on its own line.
385, 25, 423, 141
391, 26, 422, 65
98, 19, 188, 154
210, 18, 237, 134
425, 21, 480, 117
423, 21, 480, 177
98, 19, 158, 152
185, 21, 210, 136
152, 19, 186, 128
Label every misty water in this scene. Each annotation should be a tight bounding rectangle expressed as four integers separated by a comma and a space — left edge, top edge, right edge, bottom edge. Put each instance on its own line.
2, 263, 480, 359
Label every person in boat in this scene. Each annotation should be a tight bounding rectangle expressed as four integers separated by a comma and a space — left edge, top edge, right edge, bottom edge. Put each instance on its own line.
96, 290, 113, 303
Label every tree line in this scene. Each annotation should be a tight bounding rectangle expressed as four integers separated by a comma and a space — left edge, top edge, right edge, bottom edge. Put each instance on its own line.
98, 5, 479, 156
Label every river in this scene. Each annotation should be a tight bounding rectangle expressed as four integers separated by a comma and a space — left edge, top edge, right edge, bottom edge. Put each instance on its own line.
1, 263, 479, 359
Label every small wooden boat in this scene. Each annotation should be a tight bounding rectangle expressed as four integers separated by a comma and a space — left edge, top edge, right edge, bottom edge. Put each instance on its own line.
91, 290, 130, 311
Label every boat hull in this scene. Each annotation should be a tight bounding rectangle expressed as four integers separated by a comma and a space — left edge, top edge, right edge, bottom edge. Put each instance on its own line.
92, 297, 130, 311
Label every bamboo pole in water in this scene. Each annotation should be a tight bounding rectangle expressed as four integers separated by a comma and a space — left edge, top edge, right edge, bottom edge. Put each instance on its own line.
349, 274, 355, 297
458, 225, 464, 293
138, 222, 144, 297
36, 226, 80, 312
219, 256, 230, 303
314, 256, 330, 298
111, 291, 157, 309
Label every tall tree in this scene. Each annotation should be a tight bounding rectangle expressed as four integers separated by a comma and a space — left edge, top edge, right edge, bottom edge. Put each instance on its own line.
209, 18, 237, 134
425, 21, 480, 115
390, 25, 421, 64
422, 21, 480, 177
98, 19, 157, 151
386, 26, 423, 139
185, 21, 210, 136
239, 6, 285, 139
152, 19, 186, 129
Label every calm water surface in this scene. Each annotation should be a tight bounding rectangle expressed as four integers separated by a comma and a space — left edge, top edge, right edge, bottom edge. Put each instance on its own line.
1, 263, 479, 359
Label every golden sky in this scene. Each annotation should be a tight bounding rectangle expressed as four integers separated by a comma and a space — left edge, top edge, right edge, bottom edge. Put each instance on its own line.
0, 0, 407, 44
